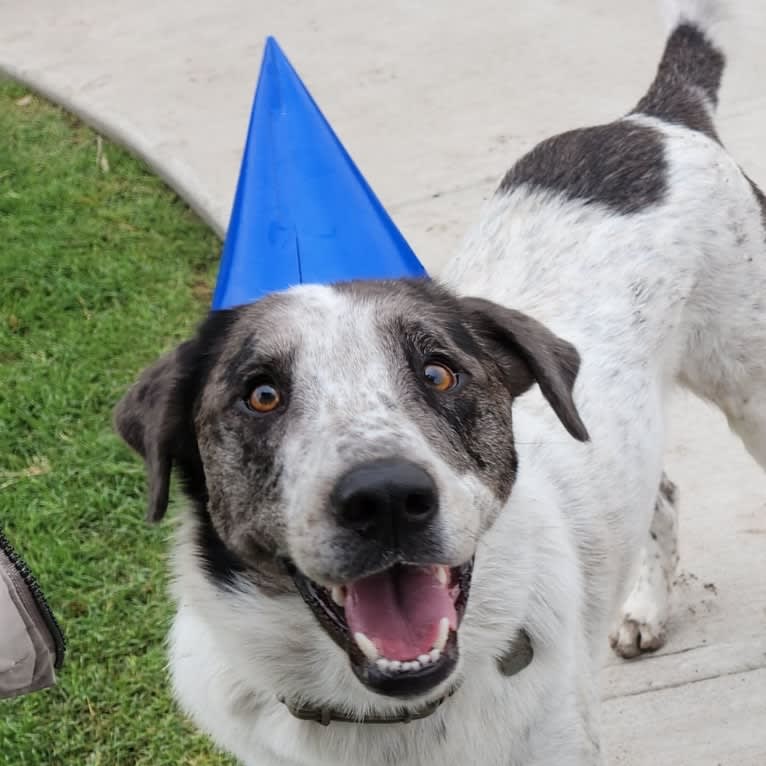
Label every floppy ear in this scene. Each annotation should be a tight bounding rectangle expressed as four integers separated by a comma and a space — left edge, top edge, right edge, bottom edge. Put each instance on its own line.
115, 309, 240, 522
461, 296, 589, 442
114, 342, 197, 523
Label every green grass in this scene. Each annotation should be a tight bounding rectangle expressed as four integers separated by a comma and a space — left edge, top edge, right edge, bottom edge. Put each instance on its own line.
0, 80, 235, 765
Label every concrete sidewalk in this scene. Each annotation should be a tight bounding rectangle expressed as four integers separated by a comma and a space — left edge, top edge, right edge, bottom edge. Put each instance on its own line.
2, 1, 764, 763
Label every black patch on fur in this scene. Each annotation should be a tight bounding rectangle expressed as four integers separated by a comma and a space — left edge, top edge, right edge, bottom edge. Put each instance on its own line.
659, 473, 678, 508
634, 23, 725, 141
223, 341, 296, 404
185, 310, 293, 589
444, 317, 483, 360
190, 494, 291, 596
460, 297, 589, 443
745, 174, 766, 236
375, 280, 586, 505
498, 122, 667, 214
114, 308, 241, 523
115, 307, 270, 590
421, 359, 518, 500
192, 498, 248, 587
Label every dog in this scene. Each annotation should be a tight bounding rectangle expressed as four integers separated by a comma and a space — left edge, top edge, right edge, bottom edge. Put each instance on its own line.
115, 1, 766, 763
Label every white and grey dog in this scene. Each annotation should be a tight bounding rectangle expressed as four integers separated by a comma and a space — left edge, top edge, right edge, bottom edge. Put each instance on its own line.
116, 1, 766, 763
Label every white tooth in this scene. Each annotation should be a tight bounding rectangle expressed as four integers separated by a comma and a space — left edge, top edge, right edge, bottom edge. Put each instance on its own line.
429, 648, 441, 663
433, 617, 450, 653
435, 566, 449, 586
354, 632, 379, 661
331, 586, 346, 607
389, 660, 402, 672
410, 661, 421, 671
418, 654, 431, 665
376, 658, 391, 672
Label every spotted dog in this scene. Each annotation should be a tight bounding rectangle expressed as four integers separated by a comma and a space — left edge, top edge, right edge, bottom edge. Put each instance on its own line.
116, 1, 766, 763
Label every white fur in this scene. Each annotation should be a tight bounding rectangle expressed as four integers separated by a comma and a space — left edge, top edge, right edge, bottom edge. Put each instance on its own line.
167, 2, 766, 764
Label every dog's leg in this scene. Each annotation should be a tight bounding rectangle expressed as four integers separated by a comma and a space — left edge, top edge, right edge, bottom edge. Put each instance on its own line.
610, 475, 679, 659
680, 269, 766, 474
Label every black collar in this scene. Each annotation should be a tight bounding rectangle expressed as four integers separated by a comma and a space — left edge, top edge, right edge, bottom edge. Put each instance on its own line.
279, 629, 533, 726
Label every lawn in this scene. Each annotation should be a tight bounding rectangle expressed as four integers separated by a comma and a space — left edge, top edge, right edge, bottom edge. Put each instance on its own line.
0, 79, 235, 765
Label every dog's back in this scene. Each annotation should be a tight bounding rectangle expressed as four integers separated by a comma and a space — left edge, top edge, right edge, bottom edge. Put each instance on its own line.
445, 0, 766, 667
448, 0, 765, 454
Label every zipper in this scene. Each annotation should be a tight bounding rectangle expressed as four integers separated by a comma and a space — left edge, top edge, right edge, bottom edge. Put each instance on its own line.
0, 528, 66, 669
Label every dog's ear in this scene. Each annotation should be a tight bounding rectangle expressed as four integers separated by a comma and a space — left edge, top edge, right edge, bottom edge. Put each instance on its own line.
114, 341, 198, 523
115, 309, 240, 522
461, 296, 589, 442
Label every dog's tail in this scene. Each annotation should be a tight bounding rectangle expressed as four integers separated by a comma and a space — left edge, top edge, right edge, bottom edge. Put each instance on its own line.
633, 0, 727, 138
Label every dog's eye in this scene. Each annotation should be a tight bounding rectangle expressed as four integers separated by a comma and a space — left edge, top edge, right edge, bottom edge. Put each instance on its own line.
247, 382, 282, 413
423, 362, 458, 392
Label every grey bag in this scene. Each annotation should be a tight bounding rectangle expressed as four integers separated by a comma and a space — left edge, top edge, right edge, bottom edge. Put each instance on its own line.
0, 530, 65, 699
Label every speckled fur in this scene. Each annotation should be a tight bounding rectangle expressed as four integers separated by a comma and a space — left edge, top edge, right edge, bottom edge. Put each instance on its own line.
115, 2, 766, 764
609, 475, 680, 657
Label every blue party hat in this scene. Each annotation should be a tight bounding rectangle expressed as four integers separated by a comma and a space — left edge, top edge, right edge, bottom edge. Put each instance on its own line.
212, 37, 427, 310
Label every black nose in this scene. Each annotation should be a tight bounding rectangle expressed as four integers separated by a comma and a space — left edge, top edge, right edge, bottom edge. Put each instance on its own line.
331, 458, 439, 544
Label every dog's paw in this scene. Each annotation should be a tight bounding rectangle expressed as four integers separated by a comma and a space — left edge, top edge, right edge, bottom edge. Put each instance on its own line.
609, 544, 671, 659
609, 615, 666, 659
611, 479, 679, 661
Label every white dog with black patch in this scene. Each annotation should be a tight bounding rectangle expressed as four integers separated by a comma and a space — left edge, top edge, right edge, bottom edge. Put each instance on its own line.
116, 1, 766, 763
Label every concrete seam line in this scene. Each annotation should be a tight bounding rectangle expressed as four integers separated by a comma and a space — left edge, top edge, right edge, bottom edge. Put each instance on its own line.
0, 60, 227, 239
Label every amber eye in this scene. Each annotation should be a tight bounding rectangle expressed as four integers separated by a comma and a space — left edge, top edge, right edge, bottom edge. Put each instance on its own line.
423, 362, 458, 392
247, 382, 281, 413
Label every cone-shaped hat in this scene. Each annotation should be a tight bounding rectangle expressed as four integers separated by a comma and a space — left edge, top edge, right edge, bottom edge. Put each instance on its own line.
212, 37, 427, 310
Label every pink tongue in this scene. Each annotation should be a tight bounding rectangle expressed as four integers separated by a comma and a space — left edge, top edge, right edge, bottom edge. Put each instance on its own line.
345, 567, 457, 661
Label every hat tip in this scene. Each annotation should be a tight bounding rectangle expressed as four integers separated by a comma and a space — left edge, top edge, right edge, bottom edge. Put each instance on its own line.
264, 36, 282, 55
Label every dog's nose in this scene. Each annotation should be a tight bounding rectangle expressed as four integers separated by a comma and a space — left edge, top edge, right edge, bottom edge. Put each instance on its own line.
331, 458, 439, 543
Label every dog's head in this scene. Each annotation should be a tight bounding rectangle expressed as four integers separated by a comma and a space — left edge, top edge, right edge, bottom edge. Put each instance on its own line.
115, 279, 587, 700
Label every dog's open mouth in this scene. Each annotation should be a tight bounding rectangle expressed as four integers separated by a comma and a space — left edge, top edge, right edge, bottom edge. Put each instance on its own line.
290, 561, 473, 698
